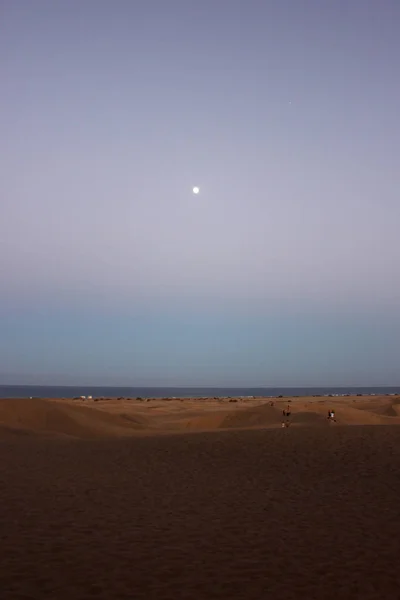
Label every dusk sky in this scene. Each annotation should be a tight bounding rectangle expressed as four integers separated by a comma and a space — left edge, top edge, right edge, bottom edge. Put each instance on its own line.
1, 0, 399, 386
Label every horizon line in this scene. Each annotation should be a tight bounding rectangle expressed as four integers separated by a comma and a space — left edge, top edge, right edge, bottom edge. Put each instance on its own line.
1, 383, 400, 389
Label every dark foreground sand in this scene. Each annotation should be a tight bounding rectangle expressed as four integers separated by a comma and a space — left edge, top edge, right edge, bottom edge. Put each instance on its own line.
2, 426, 400, 599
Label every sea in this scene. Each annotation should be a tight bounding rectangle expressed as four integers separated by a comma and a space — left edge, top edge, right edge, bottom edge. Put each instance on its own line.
0, 385, 399, 399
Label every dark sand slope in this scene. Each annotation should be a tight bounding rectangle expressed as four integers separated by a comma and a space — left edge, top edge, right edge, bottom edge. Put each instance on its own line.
0, 398, 148, 439
1, 427, 400, 599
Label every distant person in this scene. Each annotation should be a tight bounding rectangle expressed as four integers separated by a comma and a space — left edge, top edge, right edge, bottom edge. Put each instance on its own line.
328, 410, 336, 423
282, 405, 291, 427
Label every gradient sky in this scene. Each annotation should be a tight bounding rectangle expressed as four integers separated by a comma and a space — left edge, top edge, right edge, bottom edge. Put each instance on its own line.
1, 0, 399, 386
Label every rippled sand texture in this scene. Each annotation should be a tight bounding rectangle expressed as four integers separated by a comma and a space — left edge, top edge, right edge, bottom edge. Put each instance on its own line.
2, 426, 400, 599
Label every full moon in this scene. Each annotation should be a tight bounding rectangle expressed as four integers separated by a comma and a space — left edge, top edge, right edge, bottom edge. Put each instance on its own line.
192, 186, 200, 194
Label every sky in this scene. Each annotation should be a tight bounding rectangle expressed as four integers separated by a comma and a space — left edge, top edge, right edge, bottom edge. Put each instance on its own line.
1, 0, 400, 386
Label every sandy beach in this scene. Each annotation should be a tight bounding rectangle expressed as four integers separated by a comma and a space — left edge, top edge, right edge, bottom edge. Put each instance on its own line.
1, 395, 400, 599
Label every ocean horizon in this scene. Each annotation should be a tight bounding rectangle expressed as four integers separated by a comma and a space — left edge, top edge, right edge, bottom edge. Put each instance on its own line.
1, 385, 399, 399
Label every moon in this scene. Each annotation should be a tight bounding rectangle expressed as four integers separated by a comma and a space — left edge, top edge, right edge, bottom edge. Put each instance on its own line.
192, 186, 200, 194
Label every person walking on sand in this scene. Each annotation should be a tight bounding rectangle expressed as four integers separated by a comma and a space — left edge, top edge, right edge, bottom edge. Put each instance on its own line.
285, 404, 291, 427
282, 404, 291, 427
328, 410, 336, 423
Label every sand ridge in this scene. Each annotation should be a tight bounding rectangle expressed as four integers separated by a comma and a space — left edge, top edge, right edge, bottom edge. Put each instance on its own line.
1, 395, 400, 439
0, 397, 148, 439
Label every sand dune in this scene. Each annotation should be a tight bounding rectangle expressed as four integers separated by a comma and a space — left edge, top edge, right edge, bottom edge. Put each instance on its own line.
1, 395, 400, 439
182, 402, 288, 430
2, 396, 400, 598
352, 398, 400, 417
168, 397, 400, 432
0, 398, 148, 439
293, 400, 400, 425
